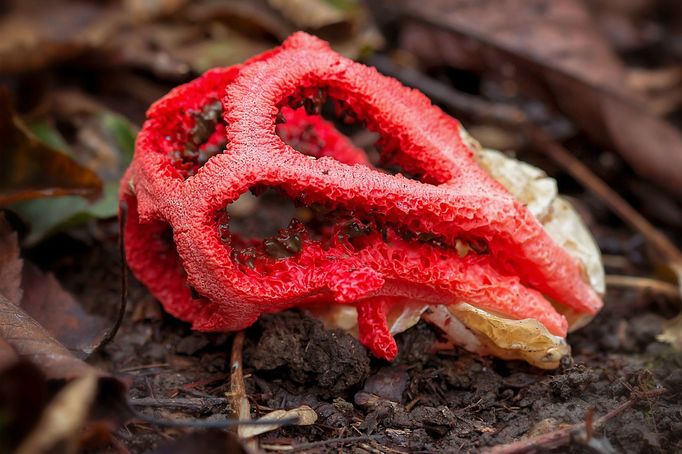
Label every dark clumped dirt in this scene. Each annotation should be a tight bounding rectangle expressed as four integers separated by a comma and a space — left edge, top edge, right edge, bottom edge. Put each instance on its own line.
25, 172, 680, 454
87, 237, 680, 453
245, 312, 371, 398
243, 310, 680, 453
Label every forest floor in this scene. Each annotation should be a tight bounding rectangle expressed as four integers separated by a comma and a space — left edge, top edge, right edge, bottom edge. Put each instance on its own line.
2, 1, 682, 452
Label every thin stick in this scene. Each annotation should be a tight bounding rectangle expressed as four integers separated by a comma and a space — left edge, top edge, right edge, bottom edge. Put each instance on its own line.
261, 435, 383, 452
118, 363, 169, 373
96, 200, 130, 352
131, 413, 297, 429
129, 397, 229, 411
600, 255, 631, 270
229, 331, 256, 448
605, 275, 681, 300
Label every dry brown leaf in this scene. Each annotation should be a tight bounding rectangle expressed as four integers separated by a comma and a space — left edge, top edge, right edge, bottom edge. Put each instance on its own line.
0, 294, 101, 380
123, 0, 188, 20
399, 0, 682, 199
0, 90, 102, 205
0, 214, 119, 357
0, 293, 128, 436
16, 372, 98, 454
185, 0, 294, 41
268, 0, 354, 29
21, 263, 112, 358
0, 358, 50, 449
0, 0, 123, 74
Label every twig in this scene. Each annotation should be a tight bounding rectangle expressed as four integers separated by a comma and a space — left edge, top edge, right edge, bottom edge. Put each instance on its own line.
605, 275, 681, 300
118, 363, 169, 373
96, 200, 129, 352
600, 255, 631, 270
260, 435, 382, 452
229, 331, 256, 447
584, 407, 595, 442
130, 389, 298, 431
129, 397, 230, 411
130, 413, 298, 429
182, 372, 230, 390
480, 388, 668, 454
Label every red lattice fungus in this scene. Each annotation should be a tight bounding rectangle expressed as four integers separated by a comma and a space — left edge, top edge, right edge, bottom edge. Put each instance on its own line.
121, 33, 603, 361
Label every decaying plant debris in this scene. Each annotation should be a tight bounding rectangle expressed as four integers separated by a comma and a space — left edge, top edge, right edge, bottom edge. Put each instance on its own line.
0, 0, 681, 453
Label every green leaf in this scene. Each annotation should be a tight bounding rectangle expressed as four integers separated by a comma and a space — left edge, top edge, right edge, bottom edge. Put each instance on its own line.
11, 182, 121, 246
8, 106, 137, 244
26, 119, 72, 155
97, 112, 136, 163
0, 90, 102, 205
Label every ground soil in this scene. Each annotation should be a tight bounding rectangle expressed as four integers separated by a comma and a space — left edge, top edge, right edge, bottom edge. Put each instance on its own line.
4, 1, 682, 452
55, 235, 681, 453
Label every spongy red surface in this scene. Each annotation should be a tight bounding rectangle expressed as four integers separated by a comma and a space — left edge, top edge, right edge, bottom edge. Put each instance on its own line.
121, 32, 603, 361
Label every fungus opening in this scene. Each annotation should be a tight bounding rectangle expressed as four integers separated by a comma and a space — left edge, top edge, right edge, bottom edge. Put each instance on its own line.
276, 86, 439, 183
216, 185, 376, 272
217, 185, 489, 274
165, 85, 445, 183
168, 99, 228, 180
